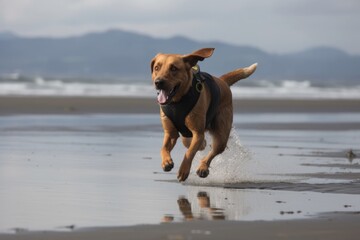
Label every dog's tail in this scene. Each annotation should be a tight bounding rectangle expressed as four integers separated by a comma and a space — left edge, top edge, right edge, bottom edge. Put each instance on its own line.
219, 63, 257, 86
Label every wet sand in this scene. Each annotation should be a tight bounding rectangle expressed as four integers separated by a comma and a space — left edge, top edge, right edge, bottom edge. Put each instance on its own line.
1, 96, 360, 115
2, 214, 360, 240
1, 96, 360, 239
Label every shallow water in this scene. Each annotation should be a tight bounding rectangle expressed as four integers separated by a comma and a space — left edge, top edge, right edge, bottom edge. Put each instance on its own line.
0, 113, 359, 232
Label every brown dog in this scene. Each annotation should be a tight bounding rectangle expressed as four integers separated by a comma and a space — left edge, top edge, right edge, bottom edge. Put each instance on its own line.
151, 48, 257, 181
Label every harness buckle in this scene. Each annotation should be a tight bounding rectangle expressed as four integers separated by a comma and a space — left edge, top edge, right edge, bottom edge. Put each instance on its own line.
192, 64, 204, 93
195, 81, 203, 93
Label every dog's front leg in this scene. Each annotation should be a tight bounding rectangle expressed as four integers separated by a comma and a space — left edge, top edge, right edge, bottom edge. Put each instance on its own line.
178, 132, 204, 182
161, 132, 178, 172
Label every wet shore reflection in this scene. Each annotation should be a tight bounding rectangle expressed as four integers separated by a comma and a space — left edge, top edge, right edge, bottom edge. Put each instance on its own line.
161, 184, 360, 224
163, 191, 225, 223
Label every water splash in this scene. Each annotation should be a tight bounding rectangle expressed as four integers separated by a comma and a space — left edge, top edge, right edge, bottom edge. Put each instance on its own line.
184, 127, 328, 186
186, 127, 255, 185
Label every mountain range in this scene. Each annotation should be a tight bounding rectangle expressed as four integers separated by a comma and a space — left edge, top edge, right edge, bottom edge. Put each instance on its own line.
0, 29, 359, 86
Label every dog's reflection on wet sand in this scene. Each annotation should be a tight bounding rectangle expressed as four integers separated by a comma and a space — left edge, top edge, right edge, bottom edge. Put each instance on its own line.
162, 191, 225, 222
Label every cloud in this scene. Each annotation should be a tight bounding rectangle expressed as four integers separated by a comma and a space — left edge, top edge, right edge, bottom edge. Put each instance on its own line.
274, 0, 360, 16
0, 0, 190, 35
0, 0, 359, 54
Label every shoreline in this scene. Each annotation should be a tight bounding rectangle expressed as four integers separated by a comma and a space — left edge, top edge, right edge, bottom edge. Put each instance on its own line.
1, 96, 360, 115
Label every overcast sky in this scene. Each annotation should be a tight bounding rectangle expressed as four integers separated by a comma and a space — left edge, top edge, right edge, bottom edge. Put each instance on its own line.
1, 0, 359, 54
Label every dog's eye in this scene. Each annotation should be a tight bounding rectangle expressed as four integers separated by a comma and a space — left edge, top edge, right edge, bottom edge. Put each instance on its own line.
154, 65, 160, 72
170, 65, 178, 72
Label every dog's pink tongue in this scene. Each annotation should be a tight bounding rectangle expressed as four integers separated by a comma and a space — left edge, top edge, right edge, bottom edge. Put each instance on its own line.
157, 90, 167, 104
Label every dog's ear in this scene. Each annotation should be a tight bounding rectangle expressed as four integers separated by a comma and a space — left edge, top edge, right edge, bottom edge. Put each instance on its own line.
150, 54, 161, 73
150, 57, 156, 73
182, 48, 215, 67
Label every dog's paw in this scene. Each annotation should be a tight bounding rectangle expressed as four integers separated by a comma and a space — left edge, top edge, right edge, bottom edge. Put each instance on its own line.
177, 161, 191, 182
162, 159, 174, 172
196, 165, 210, 178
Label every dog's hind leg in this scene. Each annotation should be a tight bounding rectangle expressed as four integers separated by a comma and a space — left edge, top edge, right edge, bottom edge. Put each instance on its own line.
182, 137, 206, 150
196, 111, 232, 178
196, 133, 228, 178
178, 132, 205, 181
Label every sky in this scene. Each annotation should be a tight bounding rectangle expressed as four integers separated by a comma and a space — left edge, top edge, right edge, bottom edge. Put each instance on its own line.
1, 0, 360, 54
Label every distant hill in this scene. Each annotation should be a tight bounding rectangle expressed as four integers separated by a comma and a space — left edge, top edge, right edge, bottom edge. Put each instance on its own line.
0, 31, 19, 40
0, 29, 359, 85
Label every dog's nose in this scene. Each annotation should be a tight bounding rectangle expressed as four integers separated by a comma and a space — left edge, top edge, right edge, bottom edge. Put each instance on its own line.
155, 79, 165, 89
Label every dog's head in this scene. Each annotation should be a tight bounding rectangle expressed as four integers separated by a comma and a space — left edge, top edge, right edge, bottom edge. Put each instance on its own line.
151, 48, 214, 105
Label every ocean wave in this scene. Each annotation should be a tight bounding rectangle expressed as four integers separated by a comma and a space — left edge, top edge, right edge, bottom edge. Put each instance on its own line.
0, 75, 360, 99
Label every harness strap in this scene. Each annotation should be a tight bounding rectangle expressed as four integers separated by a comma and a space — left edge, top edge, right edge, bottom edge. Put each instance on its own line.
161, 66, 220, 138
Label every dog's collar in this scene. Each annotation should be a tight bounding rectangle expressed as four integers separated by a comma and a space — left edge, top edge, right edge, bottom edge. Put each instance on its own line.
192, 65, 205, 93
161, 66, 220, 138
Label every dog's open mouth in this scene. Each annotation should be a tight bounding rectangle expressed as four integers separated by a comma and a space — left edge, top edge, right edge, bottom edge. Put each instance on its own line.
157, 84, 179, 105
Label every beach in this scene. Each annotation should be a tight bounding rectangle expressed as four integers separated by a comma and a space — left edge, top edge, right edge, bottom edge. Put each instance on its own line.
1, 96, 360, 114
1, 96, 360, 239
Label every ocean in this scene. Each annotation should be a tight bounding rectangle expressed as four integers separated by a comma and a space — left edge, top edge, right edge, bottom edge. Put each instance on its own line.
1, 73, 360, 99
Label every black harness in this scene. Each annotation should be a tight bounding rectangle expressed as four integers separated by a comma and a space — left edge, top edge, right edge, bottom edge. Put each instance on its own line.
161, 67, 220, 138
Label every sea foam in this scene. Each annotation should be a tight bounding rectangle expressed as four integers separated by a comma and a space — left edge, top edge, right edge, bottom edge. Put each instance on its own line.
1, 75, 360, 99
